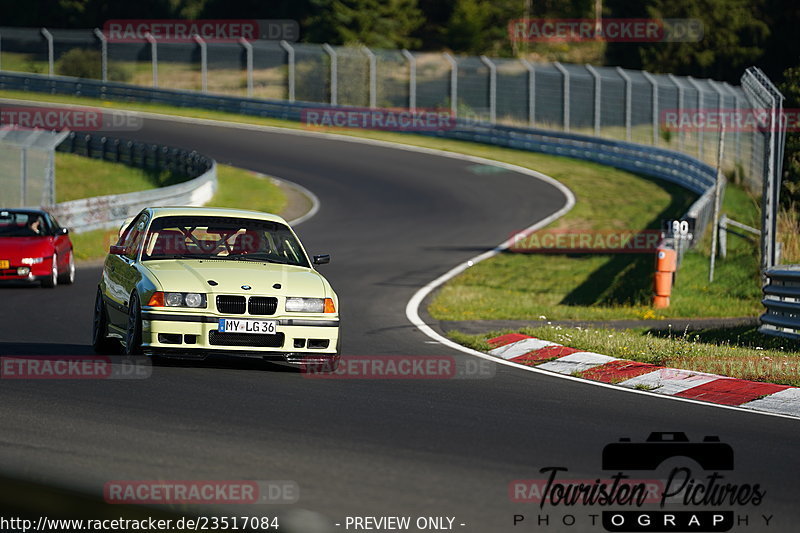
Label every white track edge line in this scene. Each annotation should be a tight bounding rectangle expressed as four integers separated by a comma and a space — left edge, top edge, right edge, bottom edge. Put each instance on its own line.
8, 97, 796, 421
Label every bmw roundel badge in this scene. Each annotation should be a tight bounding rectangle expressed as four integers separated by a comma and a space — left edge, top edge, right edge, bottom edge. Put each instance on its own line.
241, 285, 252, 290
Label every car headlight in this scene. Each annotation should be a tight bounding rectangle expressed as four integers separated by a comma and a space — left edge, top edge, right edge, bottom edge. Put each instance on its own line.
20, 257, 44, 265
148, 292, 207, 308
285, 297, 336, 313
184, 293, 204, 308
165, 292, 184, 306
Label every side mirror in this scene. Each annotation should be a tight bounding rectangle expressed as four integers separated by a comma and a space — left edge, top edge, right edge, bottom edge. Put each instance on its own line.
109, 245, 127, 255
58, 227, 69, 235
312, 254, 330, 265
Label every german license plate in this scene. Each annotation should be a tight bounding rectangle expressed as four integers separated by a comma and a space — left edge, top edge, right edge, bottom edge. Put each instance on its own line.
218, 318, 277, 335
0, 260, 9, 269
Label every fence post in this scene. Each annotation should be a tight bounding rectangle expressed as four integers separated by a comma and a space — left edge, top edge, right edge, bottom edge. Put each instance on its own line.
401, 49, 416, 111
144, 32, 158, 88
520, 58, 535, 127
480, 55, 496, 124
585, 64, 601, 137
41, 28, 54, 77
362, 45, 377, 108
668, 74, 685, 152
280, 40, 295, 102
616, 67, 632, 142
93, 28, 107, 82
239, 38, 253, 97
725, 83, 742, 168
193, 35, 207, 93
443, 53, 458, 117
322, 44, 337, 105
642, 71, 659, 146
553, 62, 569, 132
687, 77, 705, 160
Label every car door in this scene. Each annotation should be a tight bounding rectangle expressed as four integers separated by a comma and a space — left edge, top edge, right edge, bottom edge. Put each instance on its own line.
105, 213, 148, 327
47, 215, 70, 269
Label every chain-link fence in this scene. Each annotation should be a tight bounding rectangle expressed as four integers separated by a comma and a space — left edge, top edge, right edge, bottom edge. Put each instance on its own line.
0, 25, 769, 192
0, 127, 68, 208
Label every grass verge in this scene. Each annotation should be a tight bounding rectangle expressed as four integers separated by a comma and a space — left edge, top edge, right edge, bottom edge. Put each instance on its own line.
67, 164, 285, 261
449, 326, 800, 386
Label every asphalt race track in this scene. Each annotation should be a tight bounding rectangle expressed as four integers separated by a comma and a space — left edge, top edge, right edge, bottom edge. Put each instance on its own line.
1, 111, 799, 532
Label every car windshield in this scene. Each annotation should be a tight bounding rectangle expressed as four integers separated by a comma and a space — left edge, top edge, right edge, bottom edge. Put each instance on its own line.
0, 211, 47, 237
142, 215, 310, 267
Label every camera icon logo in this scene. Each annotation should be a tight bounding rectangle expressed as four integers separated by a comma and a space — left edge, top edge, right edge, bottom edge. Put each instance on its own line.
602, 432, 734, 471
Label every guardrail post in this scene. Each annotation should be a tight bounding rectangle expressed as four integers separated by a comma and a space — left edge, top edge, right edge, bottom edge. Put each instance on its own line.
239, 38, 253, 97
687, 77, 705, 160
520, 59, 535, 127
322, 44, 337, 105
585, 64, 601, 137
480, 55, 496, 124
92, 29, 107, 82
616, 67, 632, 142
401, 49, 416, 111
193, 35, 207, 93
443, 53, 458, 117
719, 214, 728, 259
642, 71, 659, 146
144, 32, 158, 88
280, 40, 295, 102
41, 28, 54, 77
668, 74, 685, 152
362, 45, 377, 108
553, 62, 569, 132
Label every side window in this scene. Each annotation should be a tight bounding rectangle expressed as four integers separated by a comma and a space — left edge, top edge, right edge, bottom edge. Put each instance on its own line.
122, 214, 149, 260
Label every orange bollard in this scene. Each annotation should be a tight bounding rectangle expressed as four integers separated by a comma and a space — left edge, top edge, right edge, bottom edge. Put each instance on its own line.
655, 248, 677, 272
653, 295, 670, 308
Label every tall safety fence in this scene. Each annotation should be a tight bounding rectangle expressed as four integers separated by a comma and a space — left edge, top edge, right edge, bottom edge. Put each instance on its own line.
0, 127, 68, 207
0, 26, 764, 191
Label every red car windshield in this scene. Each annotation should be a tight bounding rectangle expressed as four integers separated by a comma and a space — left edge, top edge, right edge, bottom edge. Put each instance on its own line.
0, 211, 48, 237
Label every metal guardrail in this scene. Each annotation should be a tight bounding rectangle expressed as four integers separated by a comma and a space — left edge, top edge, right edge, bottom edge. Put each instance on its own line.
0, 70, 720, 245
51, 132, 217, 232
760, 267, 800, 340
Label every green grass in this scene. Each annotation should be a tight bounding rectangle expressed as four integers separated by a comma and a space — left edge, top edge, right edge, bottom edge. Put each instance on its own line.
55, 152, 176, 202
450, 326, 800, 386
430, 180, 762, 321
5, 89, 760, 319
64, 163, 285, 261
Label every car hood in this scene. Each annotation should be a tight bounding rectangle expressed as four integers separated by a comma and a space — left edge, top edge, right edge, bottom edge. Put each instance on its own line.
0, 237, 53, 259
143, 260, 329, 297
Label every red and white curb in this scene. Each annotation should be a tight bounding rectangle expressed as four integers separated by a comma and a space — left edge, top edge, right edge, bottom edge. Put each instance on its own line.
487, 333, 800, 418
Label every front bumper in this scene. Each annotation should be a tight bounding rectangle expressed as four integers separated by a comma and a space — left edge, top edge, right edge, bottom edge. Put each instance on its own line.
0, 259, 51, 282
140, 310, 340, 362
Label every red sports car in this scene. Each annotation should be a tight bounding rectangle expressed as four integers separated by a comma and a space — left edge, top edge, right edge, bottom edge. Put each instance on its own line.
0, 209, 75, 287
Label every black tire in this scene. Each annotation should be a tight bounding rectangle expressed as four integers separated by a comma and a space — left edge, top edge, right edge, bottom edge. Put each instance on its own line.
124, 293, 143, 356
92, 289, 118, 354
41, 253, 57, 288
58, 249, 75, 285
